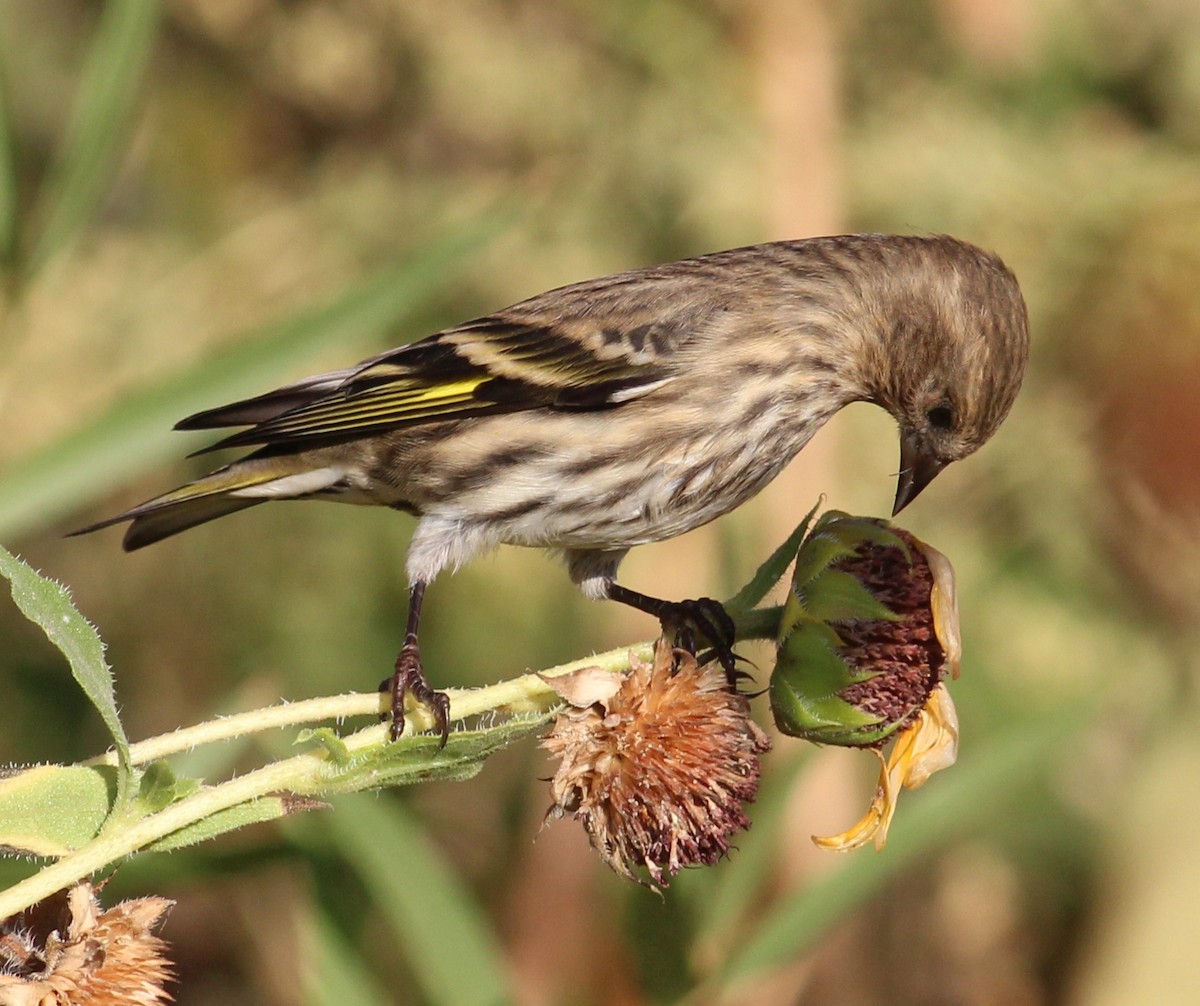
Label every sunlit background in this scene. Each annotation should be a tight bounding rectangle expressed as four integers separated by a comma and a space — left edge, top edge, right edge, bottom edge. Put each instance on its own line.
2, 1, 1198, 1003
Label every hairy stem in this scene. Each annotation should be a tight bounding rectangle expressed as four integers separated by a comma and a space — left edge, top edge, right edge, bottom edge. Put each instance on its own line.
2, 607, 782, 919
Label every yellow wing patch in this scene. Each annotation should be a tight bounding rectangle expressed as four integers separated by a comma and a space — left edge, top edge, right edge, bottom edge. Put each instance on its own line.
238, 376, 490, 440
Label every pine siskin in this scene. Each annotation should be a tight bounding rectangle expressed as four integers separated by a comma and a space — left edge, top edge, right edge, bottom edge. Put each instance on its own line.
74, 234, 1030, 743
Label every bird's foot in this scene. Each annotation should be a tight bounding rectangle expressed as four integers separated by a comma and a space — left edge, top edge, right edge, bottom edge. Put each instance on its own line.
380, 635, 450, 746
661, 597, 743, 688
605, 583, 747, 689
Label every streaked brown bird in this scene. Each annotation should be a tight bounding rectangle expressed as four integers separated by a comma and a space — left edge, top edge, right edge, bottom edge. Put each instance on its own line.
75, 234, 1030, 743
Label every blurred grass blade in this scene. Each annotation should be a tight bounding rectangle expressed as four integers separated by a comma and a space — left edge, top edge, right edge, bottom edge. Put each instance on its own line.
304, 908, 395, 1006
706, 708, 1087, 996
28, 0, 161, 274
0, 41, 17, 269
0, 212, 508, 540
325, 794, 510, 1006
0, 545, 131, 782
680, 750, 811, 963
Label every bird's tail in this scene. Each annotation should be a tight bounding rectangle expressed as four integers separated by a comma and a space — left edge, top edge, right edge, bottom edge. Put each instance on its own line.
70, 455, 345, 551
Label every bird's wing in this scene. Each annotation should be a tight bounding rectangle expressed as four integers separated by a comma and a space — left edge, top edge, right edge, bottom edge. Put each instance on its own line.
179, 309, 690, 452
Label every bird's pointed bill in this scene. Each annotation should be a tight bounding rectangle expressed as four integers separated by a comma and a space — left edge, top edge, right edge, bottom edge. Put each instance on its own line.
893, 432, 945, 514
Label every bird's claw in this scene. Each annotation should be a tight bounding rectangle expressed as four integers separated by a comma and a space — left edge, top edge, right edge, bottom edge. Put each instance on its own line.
382, 635, 450, 746
663, 596, 742, 688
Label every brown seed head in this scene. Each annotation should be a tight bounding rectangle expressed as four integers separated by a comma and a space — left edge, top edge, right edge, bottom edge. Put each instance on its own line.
0, 882, 174, 1005
542, 640, 770, 888
772, 512, 962, 749
835, 528, 948, 740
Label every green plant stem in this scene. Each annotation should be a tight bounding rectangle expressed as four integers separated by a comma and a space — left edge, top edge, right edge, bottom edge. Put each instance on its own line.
733, 605, 782, 643
2, 608, 781, 919
85, 693, 385, 768
86, 640, 660, 769
3, 701, 522, 918
0, 736, 335, 919
0, 641, 659, 918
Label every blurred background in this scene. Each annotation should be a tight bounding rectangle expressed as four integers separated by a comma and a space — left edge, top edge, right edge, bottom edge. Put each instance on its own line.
1, 1, 1198, 1003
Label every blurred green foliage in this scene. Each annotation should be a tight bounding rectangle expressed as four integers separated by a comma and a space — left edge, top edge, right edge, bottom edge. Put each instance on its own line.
2, 1, 1199, 1003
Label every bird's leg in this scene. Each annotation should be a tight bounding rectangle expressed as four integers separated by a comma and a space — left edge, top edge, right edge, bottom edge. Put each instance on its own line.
381, 581, 450, 745
605, 583, 740, 685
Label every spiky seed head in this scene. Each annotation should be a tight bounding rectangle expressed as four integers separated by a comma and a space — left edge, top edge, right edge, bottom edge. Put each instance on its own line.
541, 640, 770, 888
0, 882, 174, 1005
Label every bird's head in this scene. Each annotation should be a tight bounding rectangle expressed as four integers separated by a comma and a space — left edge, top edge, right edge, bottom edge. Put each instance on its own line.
856, 236, 1030, 515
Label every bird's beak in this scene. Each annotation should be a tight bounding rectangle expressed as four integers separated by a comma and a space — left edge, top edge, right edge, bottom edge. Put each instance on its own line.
893, 432, 946, 515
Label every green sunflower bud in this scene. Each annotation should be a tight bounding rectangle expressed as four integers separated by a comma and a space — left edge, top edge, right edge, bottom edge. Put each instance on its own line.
770, 511, 960, 748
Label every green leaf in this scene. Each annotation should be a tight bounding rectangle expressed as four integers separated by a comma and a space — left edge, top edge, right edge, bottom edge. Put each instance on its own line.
0, 211, 510, 540
27, 0, 162, 274
0, 545, 131, 783
0, 764, 116, 857
297, 728, 352, 765
787, 527, 859, 593
136, 760, 199, 813
144, 794, 312, 853
800, 568, 899, 624
819, 512, 912, 560
769, 621, 885, 742
725, 501, 821, 613
789, 512, 910, 595
313, 713, 552, 796
324, 794, 511, 1006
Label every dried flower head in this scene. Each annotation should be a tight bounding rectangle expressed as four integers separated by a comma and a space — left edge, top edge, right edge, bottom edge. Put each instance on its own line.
0, 881, 173, 1005
769, 511, 962, 851
771, 512, 960, 747
827, 525, 959, 731
541, 640, 770, 887
814, 683, 959, 851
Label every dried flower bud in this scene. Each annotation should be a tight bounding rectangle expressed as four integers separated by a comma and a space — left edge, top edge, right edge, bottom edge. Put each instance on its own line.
541, 640, 770, 888
0, 882, 173, 1005
771, 512, 959, 747
769, 511, 962, 851
814, 683, 959, 852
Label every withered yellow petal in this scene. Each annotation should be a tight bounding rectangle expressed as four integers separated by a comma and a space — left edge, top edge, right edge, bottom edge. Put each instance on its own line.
812, 685, 959, 853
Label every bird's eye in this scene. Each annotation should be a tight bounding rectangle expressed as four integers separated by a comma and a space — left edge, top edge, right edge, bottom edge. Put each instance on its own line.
927, 404, 955, 430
